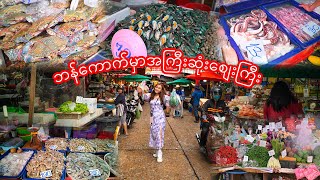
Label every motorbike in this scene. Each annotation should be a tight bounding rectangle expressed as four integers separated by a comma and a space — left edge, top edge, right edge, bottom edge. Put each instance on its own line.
196, 107, 228, 161
126, 99, 138, 128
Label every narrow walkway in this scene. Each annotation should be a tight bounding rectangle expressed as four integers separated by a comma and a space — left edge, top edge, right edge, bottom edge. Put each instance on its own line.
118, 103, 213, 180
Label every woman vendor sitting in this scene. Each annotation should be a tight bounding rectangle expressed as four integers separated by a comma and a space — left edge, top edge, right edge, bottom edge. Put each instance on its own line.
230, 122, 247, 142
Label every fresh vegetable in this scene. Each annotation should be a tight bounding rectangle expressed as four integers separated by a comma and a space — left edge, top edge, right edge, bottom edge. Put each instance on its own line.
58, 101, 88, 114
247, 146, 269, 167
267, 156, 281, 168
313, 146, 320, 156
271, 139, 284, 158
59, 101, 73, 113
294, 150, 311, 163
213, 146, 238, 165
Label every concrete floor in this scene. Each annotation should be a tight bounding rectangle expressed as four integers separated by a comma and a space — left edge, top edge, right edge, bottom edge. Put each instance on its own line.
118, 103, 213, 180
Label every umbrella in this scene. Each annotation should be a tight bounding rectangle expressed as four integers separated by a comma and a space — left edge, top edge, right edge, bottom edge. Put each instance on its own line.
120, 74, 151, 82
167, 78, 192, 85
186, 71, 223, 81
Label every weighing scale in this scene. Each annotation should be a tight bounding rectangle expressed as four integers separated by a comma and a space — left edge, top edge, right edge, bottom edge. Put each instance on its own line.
22, 127, 42, 150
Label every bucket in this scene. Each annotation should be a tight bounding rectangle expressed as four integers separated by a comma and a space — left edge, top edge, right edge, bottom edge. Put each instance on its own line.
184, 3, 211, 12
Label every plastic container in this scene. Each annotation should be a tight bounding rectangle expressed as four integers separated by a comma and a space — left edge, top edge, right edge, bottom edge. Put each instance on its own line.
72, 130, 87, 139
262, 0, 320, 48
219, 7, 303, 67
17, 127, 31, 136
97, 131, 114, 139
0, 138, 24, 151
177, 0, 190, 6
23, 151, 66, 180
0, 149, 35, 179
184, 3, 211, 12
222, 0, 283, 14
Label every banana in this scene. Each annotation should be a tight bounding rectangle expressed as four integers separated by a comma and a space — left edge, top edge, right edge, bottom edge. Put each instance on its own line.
308, 55, 320, 66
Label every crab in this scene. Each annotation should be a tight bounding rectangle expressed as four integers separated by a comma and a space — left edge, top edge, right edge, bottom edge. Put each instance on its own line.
63, 10, 86, 23
0, 13, 29, 27
0, 23, 30, 40
76, 33, 97, 48
47, 20, 88, 37
23, 36, 68, 62
67, 46, 99, 61
0, 4, 26, 17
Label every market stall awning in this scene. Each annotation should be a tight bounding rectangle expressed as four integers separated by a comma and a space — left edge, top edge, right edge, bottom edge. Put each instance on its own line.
167, 78, 192, 85
186, 71, 223, 81
119, 74, 151, 82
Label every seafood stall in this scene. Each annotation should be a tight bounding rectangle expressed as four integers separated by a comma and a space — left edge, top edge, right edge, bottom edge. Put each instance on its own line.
0, 0, 129, 65
219, 0, 320, 67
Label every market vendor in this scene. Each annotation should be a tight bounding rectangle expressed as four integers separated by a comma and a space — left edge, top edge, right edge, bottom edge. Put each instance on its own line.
199, 86, 227, 153
230, 122, 247, 142
264, 81, 303, 123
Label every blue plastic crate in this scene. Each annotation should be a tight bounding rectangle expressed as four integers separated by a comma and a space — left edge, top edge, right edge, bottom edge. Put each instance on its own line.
23, 150, 66, 180
262, 0, 320, 48
222, 0, 285, 14
219, 7, 303, 67
0, 149, 35, 179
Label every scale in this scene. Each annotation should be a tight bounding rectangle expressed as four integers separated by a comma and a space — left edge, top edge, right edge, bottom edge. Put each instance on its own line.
22, 126, 42, 150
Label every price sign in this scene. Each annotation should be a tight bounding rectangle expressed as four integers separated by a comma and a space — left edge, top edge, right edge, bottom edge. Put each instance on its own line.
268, 150, 275, 157
301, 21, 320, 38
281, 149, 287, 158
246, 135, 255, 143
40, 170, 52, 178
115, 42, 132, 58
225, 137, 229, 145
77, 146, 85, 151
89, 169, 101, 177
258, 125, 262, 130
233, 141, 239, 148
263, 128, 268, 133
243, 156, 249, 162
260, 140, 267, 147
282, 127, 286, 131
266, 125, 270, 130
76, 96, 84, 103
50, 145, 57, 150
276, 122, 283, 129
269, 122, 276, 130
307, 156, 313, 163
244, 40, 268, 65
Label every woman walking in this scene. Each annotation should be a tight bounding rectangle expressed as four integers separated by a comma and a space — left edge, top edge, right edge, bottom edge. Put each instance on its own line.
149, 83, 167, 163
115, 87, 128, 136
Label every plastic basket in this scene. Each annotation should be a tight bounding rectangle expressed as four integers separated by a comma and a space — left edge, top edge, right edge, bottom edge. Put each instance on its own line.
23, 151, 66, 180
16, 127, 31, 136
262, 0, 320, 48
219, 7, 303, 67
0, 149, 35, 179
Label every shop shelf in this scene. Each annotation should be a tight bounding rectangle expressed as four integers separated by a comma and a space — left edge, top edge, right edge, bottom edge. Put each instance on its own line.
219, 6, 303, 67
0, 149, 35, 179
262, 0, 320, 48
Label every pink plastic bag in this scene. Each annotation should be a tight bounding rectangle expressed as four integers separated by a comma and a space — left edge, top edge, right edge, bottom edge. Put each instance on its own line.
304, 165, 320, 180
295, 168, 305, 179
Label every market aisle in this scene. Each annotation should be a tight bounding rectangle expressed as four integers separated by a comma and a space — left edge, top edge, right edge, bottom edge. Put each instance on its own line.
118, 104, 212, 180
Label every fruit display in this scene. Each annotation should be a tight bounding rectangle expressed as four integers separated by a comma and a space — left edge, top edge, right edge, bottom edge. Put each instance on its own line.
213, 146, 238, 165
313, 146, 320, 166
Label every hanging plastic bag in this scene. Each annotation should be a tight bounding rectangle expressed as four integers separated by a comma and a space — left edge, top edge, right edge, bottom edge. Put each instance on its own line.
136, 109, 141, 119
84, 0, 98, 8
169, 90, 180, 107
137, 103, 143, 112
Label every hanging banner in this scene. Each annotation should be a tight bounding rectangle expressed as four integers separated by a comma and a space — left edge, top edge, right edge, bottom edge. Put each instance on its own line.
52, 48, 263, 89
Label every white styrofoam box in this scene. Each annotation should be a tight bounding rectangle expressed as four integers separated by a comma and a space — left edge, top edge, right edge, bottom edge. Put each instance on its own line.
100, 7, 130, 25
83, 98, 97, 114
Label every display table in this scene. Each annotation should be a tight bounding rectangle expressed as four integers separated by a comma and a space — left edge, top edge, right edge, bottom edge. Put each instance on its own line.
212, 166, 295, 180
55, 108, 104, 128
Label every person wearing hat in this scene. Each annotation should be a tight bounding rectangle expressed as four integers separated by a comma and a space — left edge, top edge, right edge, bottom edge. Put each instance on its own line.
191, 85, 204, 123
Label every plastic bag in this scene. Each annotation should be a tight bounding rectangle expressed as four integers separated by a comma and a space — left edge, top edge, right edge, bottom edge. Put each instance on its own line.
169, 90, 180, 107
135, 109, 141, 119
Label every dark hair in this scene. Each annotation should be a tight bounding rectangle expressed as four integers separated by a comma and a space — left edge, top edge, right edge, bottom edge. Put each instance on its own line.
267, 81, 298, 112
117, 87, 123, 92
150, 83, 165, 105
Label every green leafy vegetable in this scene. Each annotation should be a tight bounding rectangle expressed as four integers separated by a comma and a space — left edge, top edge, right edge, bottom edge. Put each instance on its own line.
58, 101, 88, 114
246, 146, 269, 167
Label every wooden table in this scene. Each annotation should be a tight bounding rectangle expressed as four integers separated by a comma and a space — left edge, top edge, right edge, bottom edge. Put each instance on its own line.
212, 166, 295, 180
